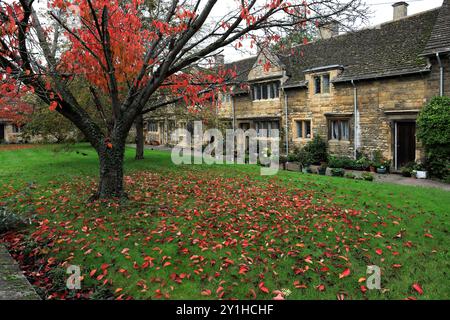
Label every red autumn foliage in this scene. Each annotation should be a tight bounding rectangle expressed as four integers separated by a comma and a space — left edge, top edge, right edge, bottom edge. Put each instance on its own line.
0, 0, 366, 199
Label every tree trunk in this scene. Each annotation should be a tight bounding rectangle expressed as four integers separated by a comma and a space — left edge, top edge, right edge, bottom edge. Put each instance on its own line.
93, 141, 126, 200
135, 114, 145, 160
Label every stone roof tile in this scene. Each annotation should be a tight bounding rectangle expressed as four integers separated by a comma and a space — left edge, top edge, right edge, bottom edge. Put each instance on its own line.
423, 0, 450, 55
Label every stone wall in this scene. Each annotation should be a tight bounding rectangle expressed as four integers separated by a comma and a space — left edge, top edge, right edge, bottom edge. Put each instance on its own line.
1, 123, 24, 144
426, 55, 450, 98
285, 71, 432, 161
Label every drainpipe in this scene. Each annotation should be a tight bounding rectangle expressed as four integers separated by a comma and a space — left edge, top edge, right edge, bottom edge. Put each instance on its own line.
231, 95, 236, 131
351, 80, 359, 160
283, 87, 289, 156
436, 52, 444, 97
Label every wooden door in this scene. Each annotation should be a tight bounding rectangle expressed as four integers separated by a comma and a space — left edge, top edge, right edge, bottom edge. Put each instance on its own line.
396, 122, 416, 168
0, 124, 4, 141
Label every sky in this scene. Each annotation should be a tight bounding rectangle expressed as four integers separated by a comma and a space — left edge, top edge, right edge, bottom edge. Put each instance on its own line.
221, 0, 444, 62
24, 0, 445, 63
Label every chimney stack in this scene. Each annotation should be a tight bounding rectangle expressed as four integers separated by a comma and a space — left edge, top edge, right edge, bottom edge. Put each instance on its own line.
214, 54, 225, 68
318, 21, 339, 40
393, 2, 409, 21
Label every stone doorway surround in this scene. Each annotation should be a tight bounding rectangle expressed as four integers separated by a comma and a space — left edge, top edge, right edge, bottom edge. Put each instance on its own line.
384, 109, 420, 171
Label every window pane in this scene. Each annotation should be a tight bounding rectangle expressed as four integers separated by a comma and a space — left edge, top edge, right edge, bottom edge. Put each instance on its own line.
332, 121, 339, 140
148, 122, 157, 132
267, 84, 272, 99
272, 121, 279, 130
305, 121, 311, 138
315, 77, 321, 94
322, 74, 330, 93
253, 86, 259, 100
341, 121, 349, 140
296, 121, 302, 138
262, 84, 268, 99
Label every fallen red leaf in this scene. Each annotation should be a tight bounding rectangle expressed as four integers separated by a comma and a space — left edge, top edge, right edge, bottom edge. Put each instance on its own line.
412, 283, 424, 295
259, 282, 269, 294
316, 284, 325, 292
201, 289, 211, 296
339, 268, 351, 279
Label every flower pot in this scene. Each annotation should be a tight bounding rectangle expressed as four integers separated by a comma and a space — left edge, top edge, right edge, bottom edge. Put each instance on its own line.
376, 166, 387, 174
369, 166, 376, 173
416, 171, 428, 179
286, 162, 301, 172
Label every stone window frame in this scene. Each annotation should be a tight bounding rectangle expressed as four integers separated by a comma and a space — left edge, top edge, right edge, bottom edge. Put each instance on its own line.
251, 81, 280, 101
221, 93, 232, 104
327, 118, 350, 141
293, 118, 313, 141
255, 120, 280, 137
147, 121, 159, 133
12, 124, 22, 133
313, 73, 331, 96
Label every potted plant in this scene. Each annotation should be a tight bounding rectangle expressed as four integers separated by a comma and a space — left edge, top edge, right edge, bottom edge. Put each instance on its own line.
401, 167, 413, 177
401, 162, 415, 178
414, 162, 428, 179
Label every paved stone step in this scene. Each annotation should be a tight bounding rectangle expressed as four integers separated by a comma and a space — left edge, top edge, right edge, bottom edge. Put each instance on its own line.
0, 245, 40, 300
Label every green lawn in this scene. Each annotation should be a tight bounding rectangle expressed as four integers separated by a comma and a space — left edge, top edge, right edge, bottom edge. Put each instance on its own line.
0, 144, 449, 300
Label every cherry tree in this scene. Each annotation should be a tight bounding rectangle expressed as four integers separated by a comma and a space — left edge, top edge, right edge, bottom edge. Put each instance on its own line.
0, 82, 32, 128
0, 0, 366, 200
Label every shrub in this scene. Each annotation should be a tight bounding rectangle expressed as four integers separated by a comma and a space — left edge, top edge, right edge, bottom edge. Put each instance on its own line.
304, 136, 328, 165
345, 173, 356, 180
279, 155, 288, 164
361, 172, 374, 181
297, 149, 314, 167
287, 146, 302, 162
424, 149, 450, 179
331, 168, 345, 177
417, 96, 450, 180
0, 207, 29, 234
287, 153, 298, 163
328, 156, 344, 169
328, 156, 356, 169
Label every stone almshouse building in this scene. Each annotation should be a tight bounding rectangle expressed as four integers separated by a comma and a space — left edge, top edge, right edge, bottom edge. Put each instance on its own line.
144, 1, 449, 170
215, 1, 450, 170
